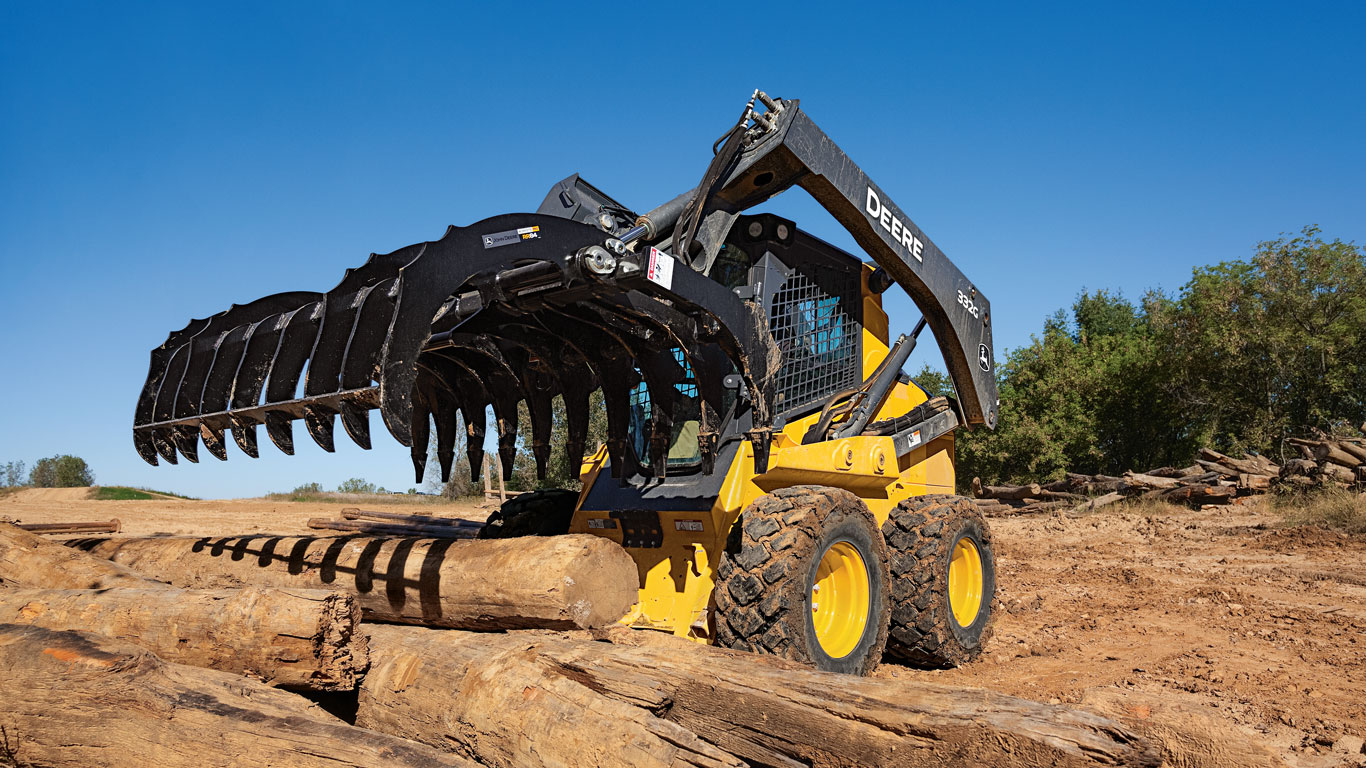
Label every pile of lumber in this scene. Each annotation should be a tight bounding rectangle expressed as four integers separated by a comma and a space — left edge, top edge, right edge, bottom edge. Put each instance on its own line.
974, 431, 1366, 516
0, 520, 1164, 768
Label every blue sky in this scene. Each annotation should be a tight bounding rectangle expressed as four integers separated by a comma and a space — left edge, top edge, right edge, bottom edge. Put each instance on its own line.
2, 2, 1362, 499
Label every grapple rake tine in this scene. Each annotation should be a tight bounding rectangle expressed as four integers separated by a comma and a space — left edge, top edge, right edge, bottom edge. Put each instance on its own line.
231, 418, 261, 458
200, 423, 229, 461
339, 401, 372, 450
265, 412, 296, 455
451, 336, 527, 482
303, 406, 337, 453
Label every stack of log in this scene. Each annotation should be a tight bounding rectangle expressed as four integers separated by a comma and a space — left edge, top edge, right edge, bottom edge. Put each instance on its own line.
1281, 435, 1366, 488
0, 520, 1164, 768
973, 431, 1366, 516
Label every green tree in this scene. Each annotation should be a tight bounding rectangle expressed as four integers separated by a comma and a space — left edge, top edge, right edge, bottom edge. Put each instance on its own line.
336, 478, 377, 494
29, 455, 94, 487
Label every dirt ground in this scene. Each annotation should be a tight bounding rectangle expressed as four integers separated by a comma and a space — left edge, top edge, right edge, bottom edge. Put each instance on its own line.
4, 488, 1363, 767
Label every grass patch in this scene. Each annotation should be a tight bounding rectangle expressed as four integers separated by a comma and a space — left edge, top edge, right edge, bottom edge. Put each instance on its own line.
1274, 487, 1366, 534
0, 487, 20, 500
89, 486, 196, 501
263, 490, 461, 505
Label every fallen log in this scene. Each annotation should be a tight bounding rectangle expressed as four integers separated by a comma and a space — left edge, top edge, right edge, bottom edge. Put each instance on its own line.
1291, 438, 1363, 468
1120, 472, 1182, 492
341, 507, 481, 527
1195, 459, 1240, 478
1236, 473, 1273, 492
0, 587, 365, 690
72, 533, 637, 630
1074, 491, 1125, 513
0, 522, 150, 589
358, 625, 1161, 768
306, 518, 479, 539
14, 519, 121, 535
1280, 458, 1317, 477
1318, 462, 1357, 484
1336, 440, 1366, 465
1148, 483, 1236, 506
971, 477, 1043, 500
0, 623, 474, 768
1198, 448, 1279, 476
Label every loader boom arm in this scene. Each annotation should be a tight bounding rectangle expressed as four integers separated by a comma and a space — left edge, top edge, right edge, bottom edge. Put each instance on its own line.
643, 95, 998, 428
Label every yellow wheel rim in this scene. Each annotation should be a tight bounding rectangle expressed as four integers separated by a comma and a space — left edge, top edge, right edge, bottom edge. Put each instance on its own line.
811, 540, 870, 659
949, 537, 984, 628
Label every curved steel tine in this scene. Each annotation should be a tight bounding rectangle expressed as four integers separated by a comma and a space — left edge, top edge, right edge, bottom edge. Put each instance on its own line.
422, 354, 487, 484
265, 412, 296, 455
152, 430, 178, 465
133, 431, 159, 466
230, 418, 260, 458
171, 426, 200, 463
449, 337, 527, 482
501, 343, 555, 479
263, 302, 323, 405
409, 373, 436, 483
303, 406, 337, 452
200, 423, 229, 461
339, 401, 372, 450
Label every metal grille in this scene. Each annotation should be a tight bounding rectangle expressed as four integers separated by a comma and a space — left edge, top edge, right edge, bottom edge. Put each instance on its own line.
769, 271, 860, 412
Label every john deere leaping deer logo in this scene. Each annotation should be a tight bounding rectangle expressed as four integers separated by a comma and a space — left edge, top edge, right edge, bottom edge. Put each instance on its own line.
979, 344, 991, 372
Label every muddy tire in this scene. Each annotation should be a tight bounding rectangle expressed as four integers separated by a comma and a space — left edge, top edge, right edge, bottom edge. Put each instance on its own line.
882, 494, 995, 667
477, 488, 578, 539
713, 486, 890, 675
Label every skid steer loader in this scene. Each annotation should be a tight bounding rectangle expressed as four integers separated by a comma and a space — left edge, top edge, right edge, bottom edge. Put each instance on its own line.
133, 91, 1000, 675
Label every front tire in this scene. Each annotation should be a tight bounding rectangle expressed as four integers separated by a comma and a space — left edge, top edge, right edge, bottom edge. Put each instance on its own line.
713, 486, 891, 676
882, 494, 996, 667
476, 488, 578, 539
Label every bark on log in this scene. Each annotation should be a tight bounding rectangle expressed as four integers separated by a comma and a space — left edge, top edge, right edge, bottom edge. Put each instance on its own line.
1149, 484, 1236, 505
1080, 688, 1288, 768
15, 519, 121, 535
1307, 441, 1362, 468
0, 623, 474, 768
72, 533, 637, 630
1335, 440, 1366, 465
0, 587, 365, 690
972, 477, 1043, 500
1075, 491, 1125, 513
358, 625, 1161, 768
1195, 459, 1240, 478
1198, 448, 1279, 476
1280, 459, 1317, 478
1120, 472, 1182, 492
0, 522, 151, 589
1236, 473, 1272, 492
1318, 462, 1357, 484
307, 518, 479, 539
341, 507, 480, 527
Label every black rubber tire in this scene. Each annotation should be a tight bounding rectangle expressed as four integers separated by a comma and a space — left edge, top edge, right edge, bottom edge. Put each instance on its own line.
882, 494, 996, 667
476, 488, 578, 539
713, 485, 891, 676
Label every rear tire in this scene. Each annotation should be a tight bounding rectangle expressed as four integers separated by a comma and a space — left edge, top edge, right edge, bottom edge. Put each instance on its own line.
476, 488, 578, 539
882, 494, 995, 667
713, 486, 890, 676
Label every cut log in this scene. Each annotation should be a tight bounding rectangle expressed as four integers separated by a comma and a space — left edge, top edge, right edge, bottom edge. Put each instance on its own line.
1074, 491, 1125, 513
72, 533, 637, 630
1178, 471, 1222, 486
306, 518, 479, 538
1335, 440, 1366, 464
1120, 472, 1182, 492
1236, 473, 1272, 492
0, 522, 151, 589
1318, 462, 1357, 484
0, 587, 365, 690
1035, 489, 1088, 502
15, 519, 121, 534
1195, 459, 1240, 478
1068, 473, 1125, 494
1198, 448, 1279, 476
972, 477, 1043, 500
1306, 440, 1362, 468
0, 623, 474, 768
1148, 483, 1236, 506
340, 507, 481, 527
358, 625, 1161, 768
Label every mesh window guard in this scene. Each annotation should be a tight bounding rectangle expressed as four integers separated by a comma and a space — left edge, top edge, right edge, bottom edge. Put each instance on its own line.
768, 271, 861, 412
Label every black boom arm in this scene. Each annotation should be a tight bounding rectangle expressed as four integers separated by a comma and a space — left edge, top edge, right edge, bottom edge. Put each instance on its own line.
636, 93, 999, 429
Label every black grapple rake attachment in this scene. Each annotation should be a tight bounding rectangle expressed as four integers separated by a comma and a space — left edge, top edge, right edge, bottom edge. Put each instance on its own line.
133, 91, 1001, 483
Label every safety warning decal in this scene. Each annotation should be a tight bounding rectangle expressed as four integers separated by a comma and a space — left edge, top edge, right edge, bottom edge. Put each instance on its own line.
587, 518, 618, 530
647, 247, 675, 289
482, 226, 541, 249
675, 519, 704, 532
